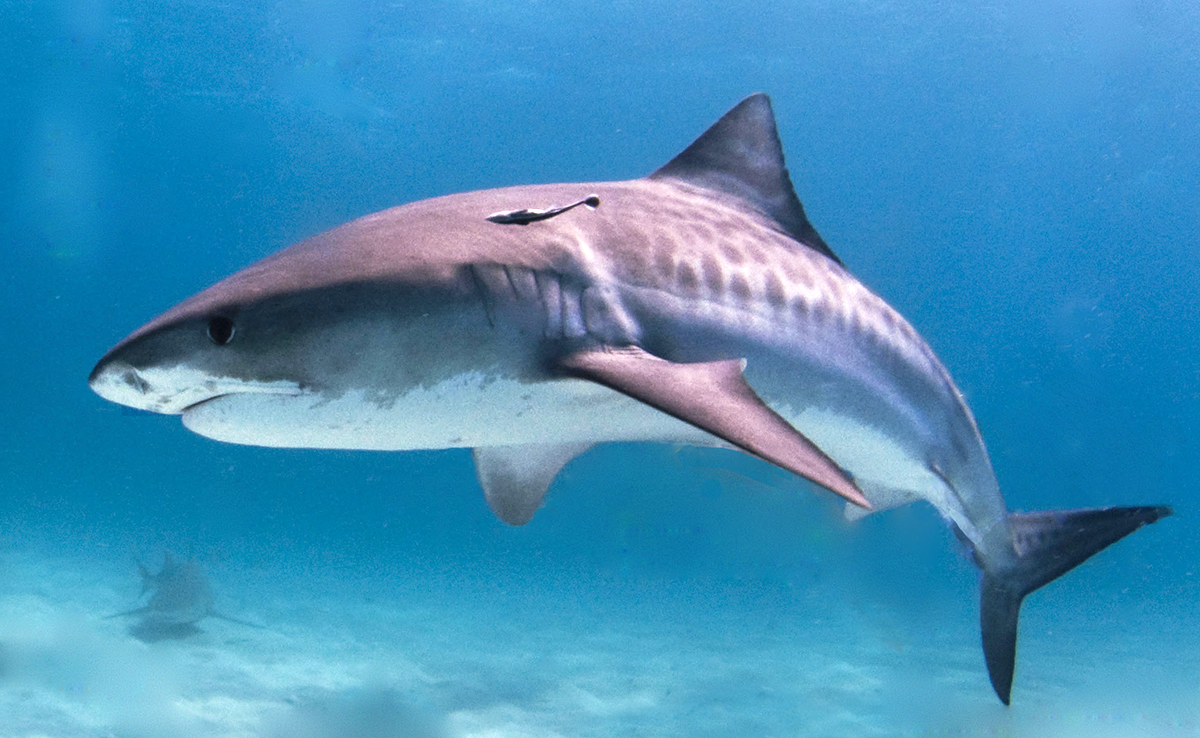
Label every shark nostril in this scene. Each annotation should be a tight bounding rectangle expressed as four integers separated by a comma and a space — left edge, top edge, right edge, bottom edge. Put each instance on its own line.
118, 366, 151, 394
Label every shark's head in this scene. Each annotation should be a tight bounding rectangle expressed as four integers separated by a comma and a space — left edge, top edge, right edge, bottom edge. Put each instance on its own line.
88, 278, 311, 417
91, 207, 444, 413
88, 212, 510, 449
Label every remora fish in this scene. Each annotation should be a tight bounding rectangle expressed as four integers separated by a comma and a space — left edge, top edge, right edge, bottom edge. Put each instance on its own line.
89, 94, 1169, 703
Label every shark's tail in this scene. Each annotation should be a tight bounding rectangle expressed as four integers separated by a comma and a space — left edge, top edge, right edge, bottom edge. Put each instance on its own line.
980, 505, 1171, 704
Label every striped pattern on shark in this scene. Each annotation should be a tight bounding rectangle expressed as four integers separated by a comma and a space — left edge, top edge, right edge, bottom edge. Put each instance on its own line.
89, 94, 1169, 703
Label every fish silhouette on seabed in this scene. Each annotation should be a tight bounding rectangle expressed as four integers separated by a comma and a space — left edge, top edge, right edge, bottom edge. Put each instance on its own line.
106, 554, 260, 641
89, 94, 1171, 703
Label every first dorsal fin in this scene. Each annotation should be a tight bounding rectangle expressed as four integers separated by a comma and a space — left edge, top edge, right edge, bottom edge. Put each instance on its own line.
648, 93, 841, 265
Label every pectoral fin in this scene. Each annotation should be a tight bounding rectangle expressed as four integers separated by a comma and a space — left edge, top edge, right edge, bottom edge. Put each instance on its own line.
558, 346, 870, 509
104, 605, 151, 620
208, 611, 267, 629
473, 443, 593, 525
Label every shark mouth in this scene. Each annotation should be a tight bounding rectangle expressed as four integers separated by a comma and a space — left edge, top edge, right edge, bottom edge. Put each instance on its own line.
173, 383, 308, 418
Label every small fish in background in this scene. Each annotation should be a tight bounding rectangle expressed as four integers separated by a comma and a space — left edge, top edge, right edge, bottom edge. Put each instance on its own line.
106, 554, 261, 642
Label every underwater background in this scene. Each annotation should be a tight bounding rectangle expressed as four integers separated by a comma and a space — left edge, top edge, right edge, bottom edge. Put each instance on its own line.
1, 0, 1197, 735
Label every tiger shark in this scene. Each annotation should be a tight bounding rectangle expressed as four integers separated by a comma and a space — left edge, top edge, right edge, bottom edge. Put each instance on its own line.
106, 554, 261, 640
89, 94, 1169, 703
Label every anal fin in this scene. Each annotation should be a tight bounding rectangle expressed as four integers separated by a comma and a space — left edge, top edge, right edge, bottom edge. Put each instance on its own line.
557, 345, 869, 509
843, 480, 916, 522
473, 443, 593, 525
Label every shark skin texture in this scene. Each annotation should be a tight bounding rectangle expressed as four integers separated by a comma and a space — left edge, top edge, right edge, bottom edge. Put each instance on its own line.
89, 94, 1171, 703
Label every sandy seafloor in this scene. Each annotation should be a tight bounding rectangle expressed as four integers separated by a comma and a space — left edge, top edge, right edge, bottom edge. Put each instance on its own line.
1, 536, 1194, 738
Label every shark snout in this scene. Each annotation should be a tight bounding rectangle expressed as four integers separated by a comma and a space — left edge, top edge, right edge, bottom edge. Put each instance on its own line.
89, 359, 158, 410
90, 353, 307, 415
87, 356, 206, 414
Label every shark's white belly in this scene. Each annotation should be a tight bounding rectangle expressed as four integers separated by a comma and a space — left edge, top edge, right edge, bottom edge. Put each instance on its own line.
181, 371, 707, 450
788, 404, 962, 528
790, 406, 944, 496
181, 369, 946, 512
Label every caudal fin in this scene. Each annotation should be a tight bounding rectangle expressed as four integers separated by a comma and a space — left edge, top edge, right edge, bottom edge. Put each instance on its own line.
980, 505, 1171, 704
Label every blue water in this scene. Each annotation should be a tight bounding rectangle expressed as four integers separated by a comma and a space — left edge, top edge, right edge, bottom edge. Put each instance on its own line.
1, 1, 1197, 735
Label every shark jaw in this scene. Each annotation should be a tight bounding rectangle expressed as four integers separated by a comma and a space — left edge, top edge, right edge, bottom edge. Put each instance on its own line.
180, 370, 713, 450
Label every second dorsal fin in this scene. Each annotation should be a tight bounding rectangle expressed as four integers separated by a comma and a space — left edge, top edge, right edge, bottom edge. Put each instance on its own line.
648, 93, 841, 265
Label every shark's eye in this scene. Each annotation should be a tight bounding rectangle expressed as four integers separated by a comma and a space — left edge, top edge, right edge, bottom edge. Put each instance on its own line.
207, 316, 236, 346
